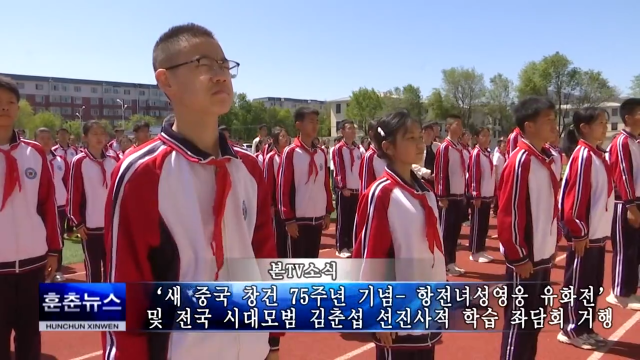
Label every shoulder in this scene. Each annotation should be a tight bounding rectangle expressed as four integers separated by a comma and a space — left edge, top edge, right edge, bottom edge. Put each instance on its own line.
113, 141, 169, 189
20, 139, 47, 157
232, 146, 263, 179
70, 152, 87, 166
363, 177, 394, 204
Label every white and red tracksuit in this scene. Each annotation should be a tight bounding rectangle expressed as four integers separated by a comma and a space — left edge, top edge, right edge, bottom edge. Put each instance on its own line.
52, 143, 78, 163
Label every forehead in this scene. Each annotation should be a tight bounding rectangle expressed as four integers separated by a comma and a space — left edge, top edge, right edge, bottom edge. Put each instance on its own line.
174, 37, 225, 62
88, 126, 105, 133
0, 87, 18, 100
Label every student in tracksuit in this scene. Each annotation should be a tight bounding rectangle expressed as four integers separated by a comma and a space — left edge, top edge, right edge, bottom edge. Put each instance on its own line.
52, 128, 79, 163
606, 98, 640, 310
265, 126, 291, 258
353, 110, 445, 360
505, 126, 523, 159
68, 121, 119, 283
467, 127, 495, 263
498, 96, 560, 360
434, 115, 467, 276
557, 107, 613, 349
420, 123, 440, 189
278, 107, 333, 259
546, 131, 563, 181
0, 76, 61, 360
332, 120, 365, 257
360, 120, 387, 193
461, 130, 473, 226
36, 127, 70, 282
492, 139, 507, 217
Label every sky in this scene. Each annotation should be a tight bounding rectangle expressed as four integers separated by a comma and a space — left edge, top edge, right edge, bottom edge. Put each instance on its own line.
1, 0, 638, 101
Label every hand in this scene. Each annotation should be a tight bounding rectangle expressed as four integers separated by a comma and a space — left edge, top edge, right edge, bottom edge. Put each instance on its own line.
44, 254, 58, 281
323, 215, 330, 230
514, 261, 533, 279
286, 222, 299, 238
627, 207, 640, 228
376, 332, 396, 346
77, 226, 88, 241
439, 199, 448, 208
473, 199, 481, 208
341, 189, 352, 197
573, 239, 588, 257
266, 351, 279, 360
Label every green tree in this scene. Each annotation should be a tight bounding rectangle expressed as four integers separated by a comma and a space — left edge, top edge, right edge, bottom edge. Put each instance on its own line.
571, 70, 618, 109
62, 120, 83, 140
24, 111, 64, 137
424, 89, 457, 122
441, 67, 486, 124
516, 61, 548, 99
346, 87, 383, 130
15, 100, 35, 131
630, 74, 640, 97
484, 73, 516, 135
381, 84, 428, 119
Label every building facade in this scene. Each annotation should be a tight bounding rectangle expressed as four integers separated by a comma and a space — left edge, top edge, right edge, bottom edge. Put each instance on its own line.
253, 97, 326, 112
2, 73, 172, 123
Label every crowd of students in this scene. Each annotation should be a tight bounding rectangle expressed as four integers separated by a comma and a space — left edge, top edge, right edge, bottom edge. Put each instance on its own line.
1, 21, 639, 360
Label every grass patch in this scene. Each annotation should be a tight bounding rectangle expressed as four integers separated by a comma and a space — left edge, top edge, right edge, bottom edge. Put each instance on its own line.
62, 237, 84, 265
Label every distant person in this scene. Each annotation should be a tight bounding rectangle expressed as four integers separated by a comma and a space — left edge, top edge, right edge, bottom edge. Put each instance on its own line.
117, 136, 133, 158
420, 122, 440, 188
252, 123, 267, 153
53, 128, 78, 163
108, 128, 125, 153
491, 138, 507, 218
124, 122, 151, 156
264, 126, 291, 257
360, 120, 386, 193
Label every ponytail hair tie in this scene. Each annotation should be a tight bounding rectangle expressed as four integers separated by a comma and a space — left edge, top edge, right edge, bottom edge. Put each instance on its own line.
377, 127, 386, 138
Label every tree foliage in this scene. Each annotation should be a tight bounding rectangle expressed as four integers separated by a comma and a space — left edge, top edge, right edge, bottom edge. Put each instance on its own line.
346, 88, 384, 130
629, 74, 640, 97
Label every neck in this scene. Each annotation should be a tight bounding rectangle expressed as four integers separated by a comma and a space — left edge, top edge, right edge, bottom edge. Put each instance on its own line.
583, 138, 599, 148
299, 135, 313, 147
88, 147, 103, 158
276, 144, 286, 153
447, 135, 458, 142
391, 163, 413, 186
172, 111, 220, 156
58, 141, 69, 148
43, 148, 52, 154
0, 127, 13, 145
424, 140, 433, 146
528, 138, 545, 152
625, 126, 639, 136
343, 138, 354, 145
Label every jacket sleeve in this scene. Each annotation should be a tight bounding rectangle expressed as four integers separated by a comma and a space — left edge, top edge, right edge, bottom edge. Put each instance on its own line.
102, 157, 162, 360
62, 158, 70, 191
276, 146, 296, 223
263, 153, 276, 208
434, 144, 450, 198
323, 151, 335, 215
360, 152, 377, 194
36, 146, 62, 254
609, 136, 636, 205
561, 150, 592, 242
332, 145, 347, 190
468, 149, 482, 198
66, 156, 86, 229
497, 153, 531, 266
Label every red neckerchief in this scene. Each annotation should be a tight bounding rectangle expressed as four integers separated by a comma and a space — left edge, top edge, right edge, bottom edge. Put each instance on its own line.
518, 139, 559, 229
0, 134, 22, 211
206, 157, 231, 281
383, 169, 443, 266
477, 146, 493, 177
579, 140, 613, 210
48, 151, 58, 173
83, 149, 108, 188
58, 143, 74, 158
444, 138, 466, 176
342, 140, 358, 172
294, 137, 319, 184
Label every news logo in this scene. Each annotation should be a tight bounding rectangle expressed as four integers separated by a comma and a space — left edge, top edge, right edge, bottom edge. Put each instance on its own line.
39, 283, 126, 331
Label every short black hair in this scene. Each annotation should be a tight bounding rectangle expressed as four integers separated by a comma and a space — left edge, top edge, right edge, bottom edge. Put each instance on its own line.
35, 128, 51, 136
372, 110, 421, 161
133, 122, 150, 133
367, 120, 378, 134
340, 119, 354, 130
334, 135, 343, 143
56, 128, 69, 134
445, 115, 462, 126
473, 127, 491, 137
294, 106, 320, 123
496, 138, 504, 146
114, 128, 124, 133
0, 76, 20, 102
82, 120, 105, 136
422, 123, 434, 131
513, 96, 556, 133
620, 98, 640, 125
152, 23, 216, 71
258, 124, 267, 131
562, 107, 609, 156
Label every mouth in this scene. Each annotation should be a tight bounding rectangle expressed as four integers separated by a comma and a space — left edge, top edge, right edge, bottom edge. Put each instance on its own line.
212, 89, 228, 96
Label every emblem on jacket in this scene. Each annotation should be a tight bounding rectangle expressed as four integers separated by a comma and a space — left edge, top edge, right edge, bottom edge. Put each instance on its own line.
25, 167, 37, 180
56, 165, 63, 172
318, 162, 323, 168
242, 200, 248, 220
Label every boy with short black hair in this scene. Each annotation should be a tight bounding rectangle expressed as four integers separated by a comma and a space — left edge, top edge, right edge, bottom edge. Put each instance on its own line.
108, 128, 125, 153
498, 96, 560, 360
128, 122, 151, 152
606, 97, 640, 310
0, 76, 61, 360
36, 127, 70, 282
104, 23, 281, 359
53, 127, 79, 163
434, 115, 467, 275
252, 123, 268, 154
332, 119, 365, 257
492, 138, 507, 217
277, 106, 333, 258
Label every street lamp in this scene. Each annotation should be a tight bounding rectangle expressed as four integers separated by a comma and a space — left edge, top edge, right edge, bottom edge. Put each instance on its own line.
75, 105, 86, 123
116, 99, 128, 129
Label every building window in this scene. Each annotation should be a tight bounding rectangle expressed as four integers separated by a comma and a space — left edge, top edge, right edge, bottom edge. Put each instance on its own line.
139, 100, 146, 106
90, 98, 100, 105
61, 85, 68, 92
74, 97, 83, 104
16, 82, 25, 89
91, 87, 98, 94
60, 96, 72, 103
139, 90, 146, 96
74, 86, 81, 92
611, 123, 618, 131
150, 110, 160, 116
91, 109, 99, 116
124, 110, 132, 117
36, 84, 44, 90
124, 89, 131, 95
612, 108, 619, 117
52, 84, 59, 91
35, 95, 45, 103
104, 87, 112, 94
124, 99, 132, 106
151, 90, 159, 97
335, 104, 341, 114
49, 107, 61, 114
61, 107, 72, 115
103, 109, 111, 116
50, 96, 60, 103
113, 88, 120, 94
103, 98, 114, 105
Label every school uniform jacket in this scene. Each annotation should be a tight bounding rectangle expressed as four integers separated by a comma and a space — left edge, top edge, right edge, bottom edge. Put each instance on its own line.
103, 124, 282, 360
434, 138, 466, 199
467, 146, 495, 200
108, 139, 121, 153
497, 140, 561, 269
606, 130, 640, 205
332, 140, 365, 191
254, 151, 265, 170
505, 127, 523, 159
264, 148, 283, 208
421, 141, 440, 175
0, 131, 62, 273
52, 143, 79, 163
492, 150, 506, 185
47, 151, 70, 208
359, 147, 386, 193
546, 144, 563, 181
277, 138, 334, 224
559, 140, 614, 246
67, 150, 119, 231
353, 168, 445, 348
461, 144, 471, 166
